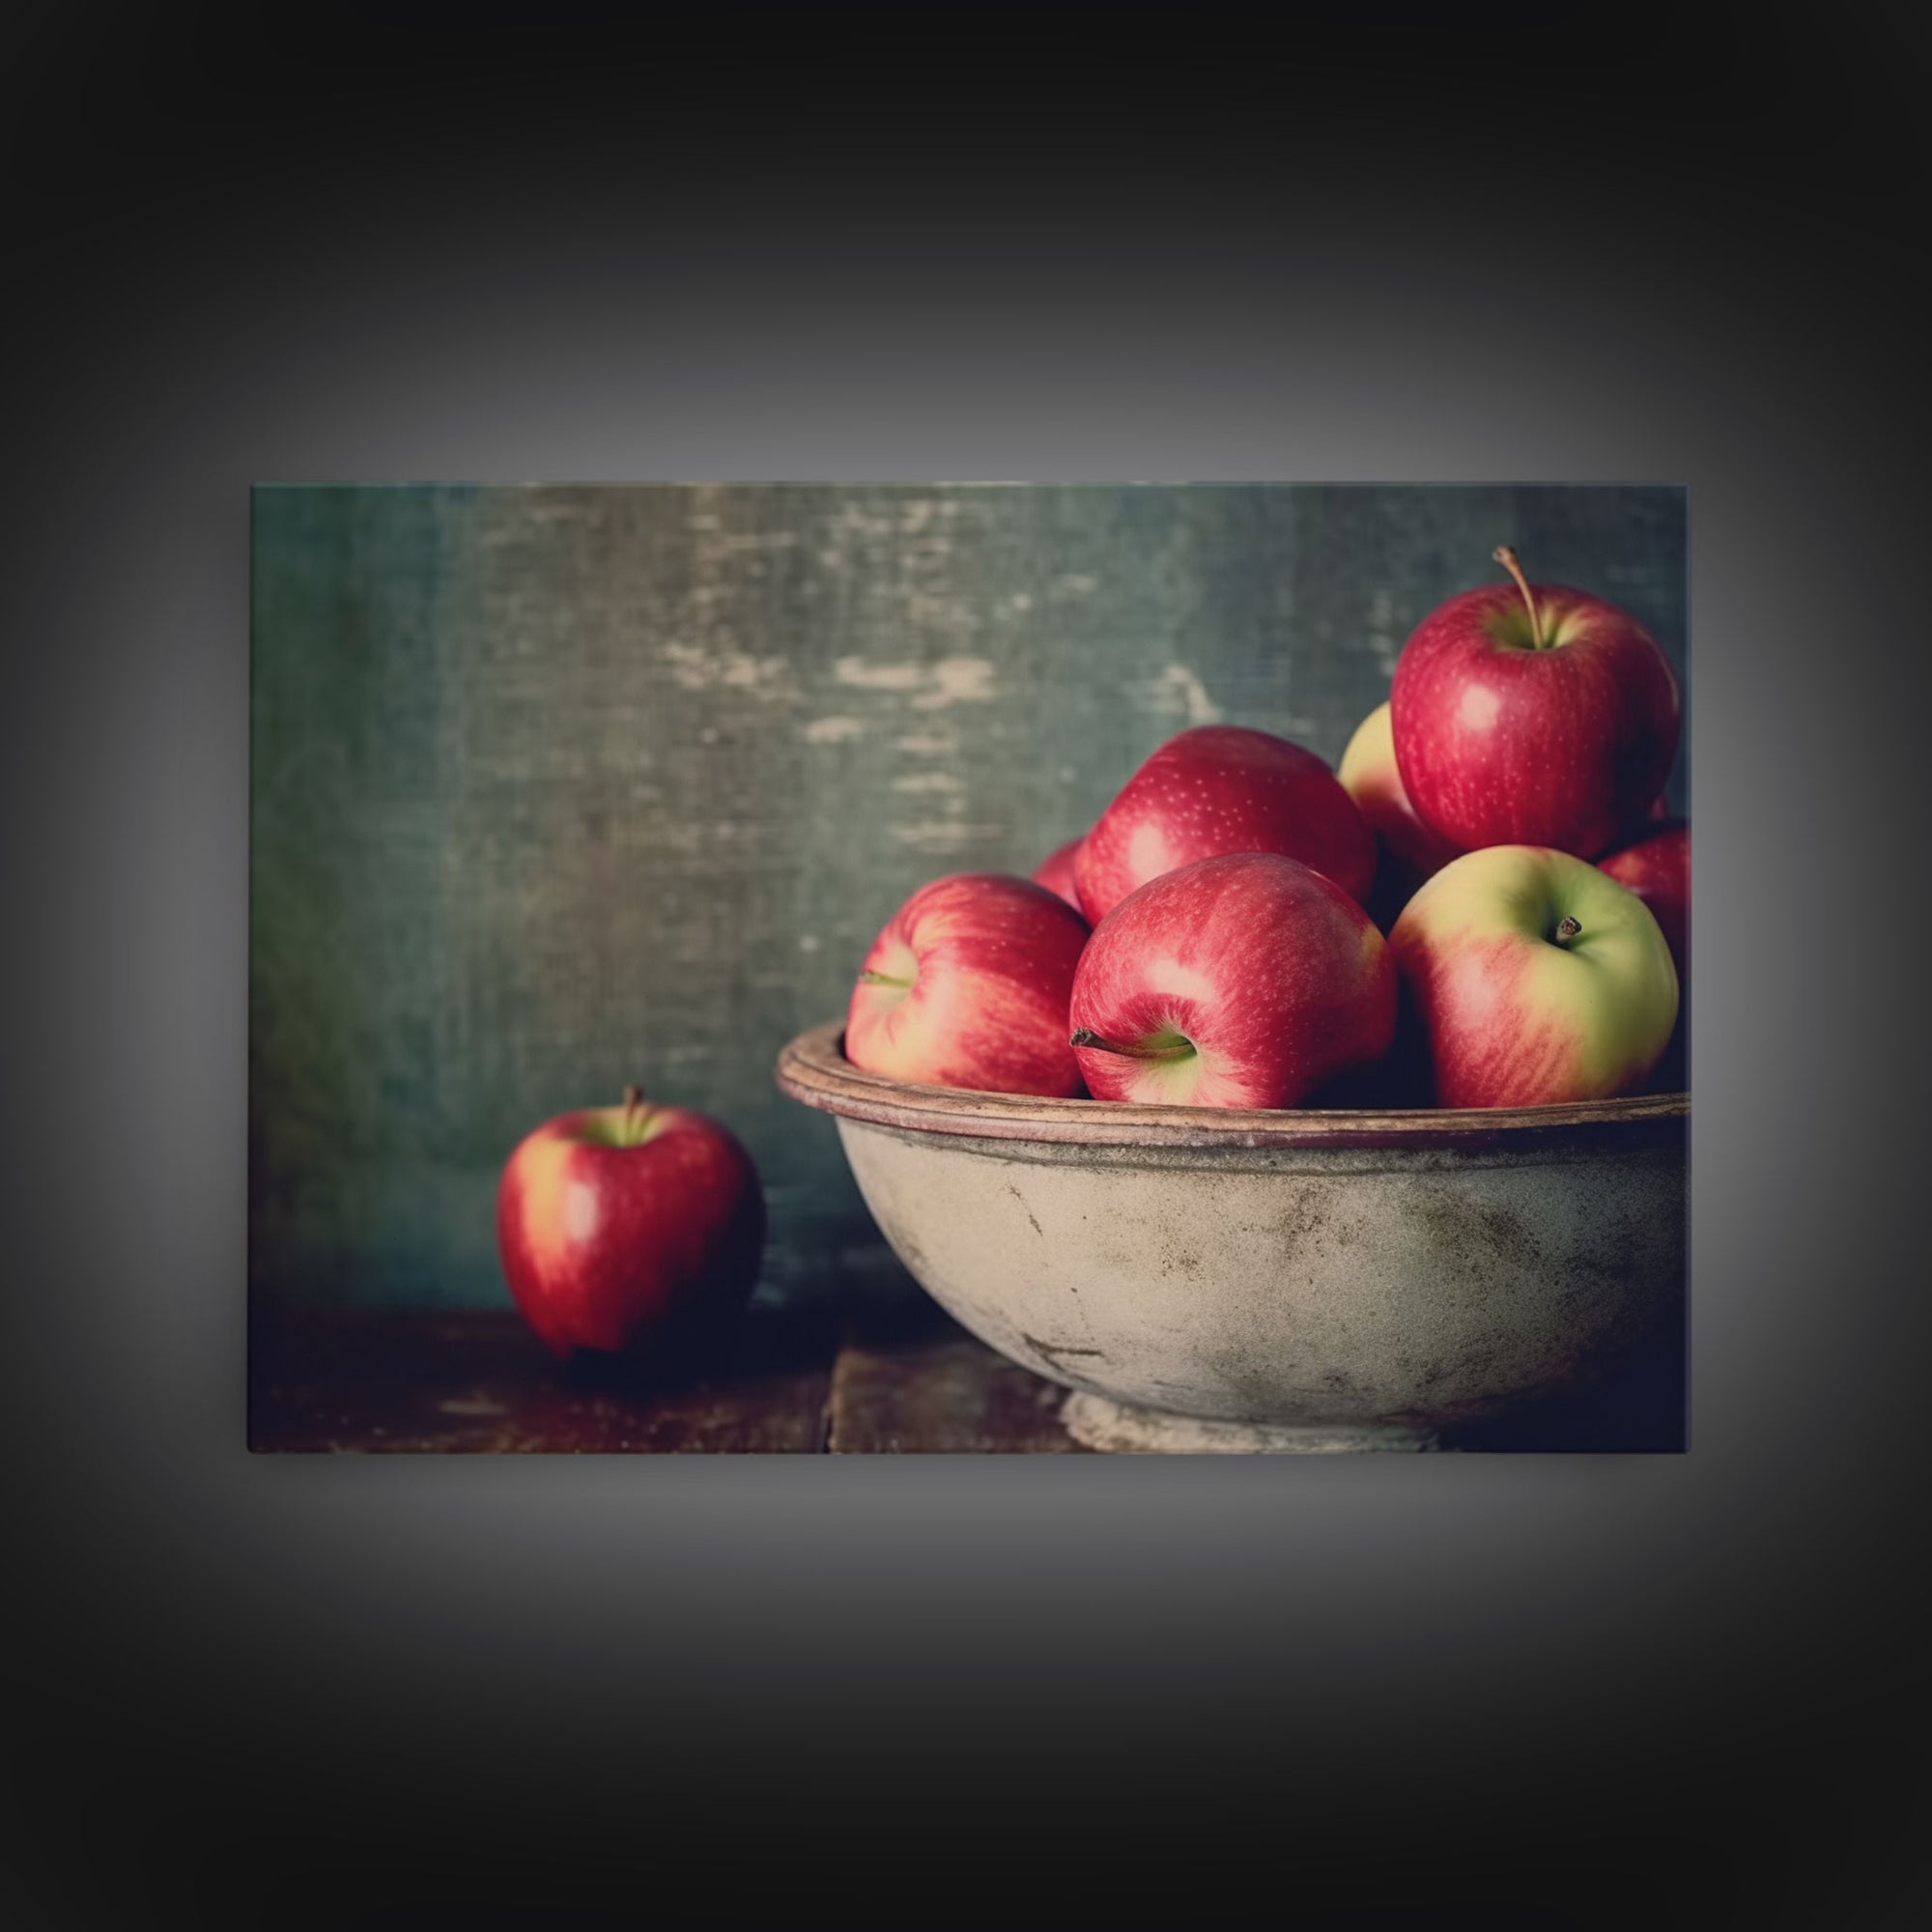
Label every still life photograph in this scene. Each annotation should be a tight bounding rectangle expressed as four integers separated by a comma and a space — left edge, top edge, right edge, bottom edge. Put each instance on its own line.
248, 482, 1689, 1453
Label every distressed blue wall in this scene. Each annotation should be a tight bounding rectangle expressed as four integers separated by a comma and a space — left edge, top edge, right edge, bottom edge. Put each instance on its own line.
248, 484, 1688, 1310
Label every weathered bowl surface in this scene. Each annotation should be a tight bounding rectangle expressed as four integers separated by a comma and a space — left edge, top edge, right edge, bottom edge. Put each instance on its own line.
776, 1023, 1686, 1448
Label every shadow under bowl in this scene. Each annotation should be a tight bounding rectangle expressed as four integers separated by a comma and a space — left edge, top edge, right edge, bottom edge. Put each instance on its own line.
776, 1022, 1687, 1452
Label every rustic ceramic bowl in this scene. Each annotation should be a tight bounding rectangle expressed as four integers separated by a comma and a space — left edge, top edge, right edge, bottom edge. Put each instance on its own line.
776, 1022, 1687, 1451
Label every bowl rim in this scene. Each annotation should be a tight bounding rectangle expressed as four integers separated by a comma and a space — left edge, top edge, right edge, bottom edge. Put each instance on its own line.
775, 1020, 1690, 1151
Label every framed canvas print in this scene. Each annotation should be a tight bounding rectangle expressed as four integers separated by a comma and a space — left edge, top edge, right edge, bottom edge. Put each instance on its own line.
248, 483, 1688, 1453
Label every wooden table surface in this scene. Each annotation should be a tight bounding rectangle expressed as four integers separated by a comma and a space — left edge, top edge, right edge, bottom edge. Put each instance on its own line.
250, 1292, 1683, 1454
249, 1294, 1090, 1455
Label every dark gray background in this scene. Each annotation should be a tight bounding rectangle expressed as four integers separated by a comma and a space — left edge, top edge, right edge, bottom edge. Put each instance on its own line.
6, 4, 1926, 1927
251, 483, 1685, 1314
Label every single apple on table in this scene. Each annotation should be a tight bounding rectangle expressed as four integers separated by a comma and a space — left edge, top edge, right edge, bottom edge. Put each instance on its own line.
1388, 844, 1679, 1108
1068, 851, 1396, 1109
497, 1088, 766, 1360
1031, 835, 1086, 911
846, 871, 1092, 1096
1390, 547, 1680, 860
1073, 724, 1377, 926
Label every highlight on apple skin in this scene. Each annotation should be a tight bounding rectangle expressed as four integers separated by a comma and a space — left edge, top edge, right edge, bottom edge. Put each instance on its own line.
845, 871, 1092, 1097
497, 1094, 766, 1359
1031, 835, 1087, 911
1067, 851, 1396, 1110
1388, 845, 1679, 1109
1390, 549, 1680, 860
1072, 724, 1377, 926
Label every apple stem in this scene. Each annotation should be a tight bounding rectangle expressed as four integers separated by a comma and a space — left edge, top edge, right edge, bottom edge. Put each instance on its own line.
1493, 544, 1548, 649
1553, 916, 1582, 946
1069, 1027, 1194, 1062
859, 968, 913, 988
620, 1084, 654, 1146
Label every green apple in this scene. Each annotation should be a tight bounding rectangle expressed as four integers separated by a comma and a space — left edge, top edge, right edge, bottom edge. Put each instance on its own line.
1388, 844, 1679, 1108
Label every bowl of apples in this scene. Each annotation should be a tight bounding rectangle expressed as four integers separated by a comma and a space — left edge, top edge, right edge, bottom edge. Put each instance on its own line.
777, 550, 1690, 1451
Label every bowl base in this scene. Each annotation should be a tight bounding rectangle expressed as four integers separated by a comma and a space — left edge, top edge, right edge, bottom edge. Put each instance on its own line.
1061, 1391, 1443, 1456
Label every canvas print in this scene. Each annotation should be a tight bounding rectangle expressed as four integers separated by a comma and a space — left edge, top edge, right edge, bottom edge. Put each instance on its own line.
248, 484, 1688, 1453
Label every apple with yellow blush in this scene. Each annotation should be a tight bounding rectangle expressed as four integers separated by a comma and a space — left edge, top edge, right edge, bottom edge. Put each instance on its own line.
1337, 697, 1463, 932
1389, 845, 1678, 1108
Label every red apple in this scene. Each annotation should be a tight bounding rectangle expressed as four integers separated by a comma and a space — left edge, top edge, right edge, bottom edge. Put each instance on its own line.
1067, 852, 1396, 1109
1599, 820, 1690, 1093
1032, 836, 1086, 910
1390, 547, 1680, 859
1388, 845, 1679, 1108
1338, 700, 1463, 882
1337, 697, 1464, 937
846, 871, 1091, 1096
1598, 821, 1689, 984
1073, 724, 1377, 925
497, 1089, 765, 1358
